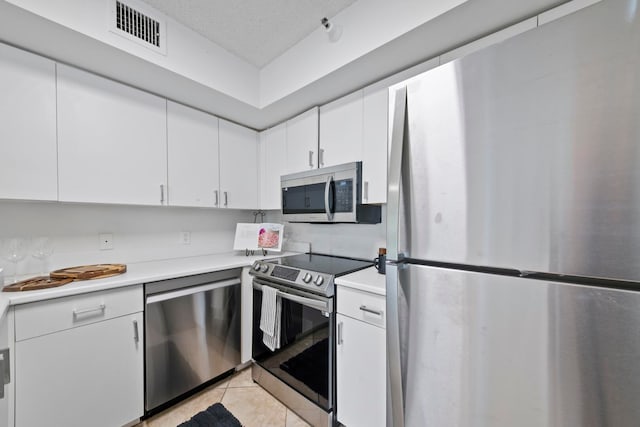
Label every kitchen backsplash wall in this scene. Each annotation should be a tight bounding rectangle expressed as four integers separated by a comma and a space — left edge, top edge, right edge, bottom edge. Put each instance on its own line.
266, 205, 387, 261
0, 200, 253, 277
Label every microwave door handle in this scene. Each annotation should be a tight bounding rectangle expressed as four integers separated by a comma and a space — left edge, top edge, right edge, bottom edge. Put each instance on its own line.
324, 175, 334, 221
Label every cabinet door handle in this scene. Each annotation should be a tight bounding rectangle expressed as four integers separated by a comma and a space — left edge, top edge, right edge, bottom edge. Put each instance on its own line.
364, 181, 369, 201
337, 321, 343, 345
224, 191, 228, 207
308, 150, 314, 167
359, 305, 383, 316
319, 148, 325, 167
160, 184, 165, 204
214, 190, 219, 207
133, 319, 139, 343
0, 348, 10, 399
73, 303, 106, 319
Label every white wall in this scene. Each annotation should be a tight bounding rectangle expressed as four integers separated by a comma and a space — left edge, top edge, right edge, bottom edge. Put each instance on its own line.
259, 0, 467, 107
5, 0, 260, 106
0, 201, 252, 278
266, 206, 387, 261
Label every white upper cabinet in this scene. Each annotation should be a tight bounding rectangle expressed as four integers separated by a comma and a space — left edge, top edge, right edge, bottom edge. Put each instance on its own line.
219, 119, 259, 209
259, 123, 287, 210
57, 64, 167, 206
362, 87, 389, 204
319, 91, 363, 168
167, 101, 220, 208
0, 44, 57, 201
319, 87, 389, 203
285, 107, 319, 174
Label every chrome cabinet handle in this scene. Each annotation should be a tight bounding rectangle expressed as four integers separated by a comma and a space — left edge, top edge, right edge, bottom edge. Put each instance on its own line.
73, 303, 106, 319
133, 319, 139, 343
319, 148, 325, 167
309, 150, 314, 167
160, 184, 165, 204
364, 181, 369, 201
337, 321, 343, 345
0, 348, 9, 399
224, 191, 228, 207
359, 305, 383, 316
214, 190, 219, 207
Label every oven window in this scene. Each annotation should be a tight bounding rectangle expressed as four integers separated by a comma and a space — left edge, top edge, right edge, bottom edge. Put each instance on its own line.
282, 183, 327, 214
252, 289, 333, 411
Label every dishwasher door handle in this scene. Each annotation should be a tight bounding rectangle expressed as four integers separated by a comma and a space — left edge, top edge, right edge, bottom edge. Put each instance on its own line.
146, 278, 241, 304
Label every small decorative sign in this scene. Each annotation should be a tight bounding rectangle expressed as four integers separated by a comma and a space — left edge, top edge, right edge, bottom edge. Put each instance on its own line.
233, 223, 284, 252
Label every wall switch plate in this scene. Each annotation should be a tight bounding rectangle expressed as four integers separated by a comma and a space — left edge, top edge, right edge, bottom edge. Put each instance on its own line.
99, 233, 114, 250
181, 231, 191, 245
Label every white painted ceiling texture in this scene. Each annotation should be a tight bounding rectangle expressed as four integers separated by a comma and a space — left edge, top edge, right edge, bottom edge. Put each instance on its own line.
140, 0, 358, 68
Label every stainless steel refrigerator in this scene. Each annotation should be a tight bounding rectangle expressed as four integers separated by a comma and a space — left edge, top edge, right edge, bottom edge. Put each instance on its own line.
386, 1, 640, 426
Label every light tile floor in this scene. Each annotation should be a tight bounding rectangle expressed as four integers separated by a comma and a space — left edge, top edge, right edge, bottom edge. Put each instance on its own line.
136, 367, 311, 427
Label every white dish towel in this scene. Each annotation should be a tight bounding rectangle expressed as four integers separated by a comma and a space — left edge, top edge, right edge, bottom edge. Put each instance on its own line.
260, 285, 282, 351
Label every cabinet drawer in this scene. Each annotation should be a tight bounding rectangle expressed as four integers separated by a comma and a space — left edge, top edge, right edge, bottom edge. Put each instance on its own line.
337, 286, 385, 328
16, 285, 143, 341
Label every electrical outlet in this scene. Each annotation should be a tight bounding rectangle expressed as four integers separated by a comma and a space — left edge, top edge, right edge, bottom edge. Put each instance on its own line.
181, 231, 191, 245
99, 233, 114, 250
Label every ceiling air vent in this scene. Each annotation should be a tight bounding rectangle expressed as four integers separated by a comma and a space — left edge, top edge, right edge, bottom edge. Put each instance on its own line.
109, 0, 166, 54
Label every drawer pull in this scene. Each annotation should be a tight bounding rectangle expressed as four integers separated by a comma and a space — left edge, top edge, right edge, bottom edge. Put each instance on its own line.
133, 319, 139, 343
73, 303, 106, 319
359, 305, 383, 316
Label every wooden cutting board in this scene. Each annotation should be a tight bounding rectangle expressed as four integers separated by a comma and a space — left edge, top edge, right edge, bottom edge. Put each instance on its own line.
3, 276, 74, 292
50, 264, 127, 280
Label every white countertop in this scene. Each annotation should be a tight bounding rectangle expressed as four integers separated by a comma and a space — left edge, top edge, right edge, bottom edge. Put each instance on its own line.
335, 266, 386, 295
0, 251, 296, 319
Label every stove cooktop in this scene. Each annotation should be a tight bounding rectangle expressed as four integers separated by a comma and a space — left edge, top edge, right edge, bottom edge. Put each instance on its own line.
249, 253, 373, 297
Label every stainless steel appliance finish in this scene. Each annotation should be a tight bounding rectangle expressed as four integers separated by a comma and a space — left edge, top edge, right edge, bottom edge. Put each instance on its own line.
250, 253, 372, 427
389, 0, 640, 282
280, 161, 381, 223
252, 363, 331, 427
386, 1, 640, 426
395, 264, 640, 427
251, 253, 372, 297
145, 270, 241, 412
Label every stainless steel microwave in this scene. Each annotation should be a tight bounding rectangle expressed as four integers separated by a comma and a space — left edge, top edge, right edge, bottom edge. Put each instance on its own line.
280, 161, 381, 223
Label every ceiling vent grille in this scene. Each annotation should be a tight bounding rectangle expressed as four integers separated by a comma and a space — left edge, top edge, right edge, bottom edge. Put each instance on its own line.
116, 1, 159, 47
109, 0, 166, 54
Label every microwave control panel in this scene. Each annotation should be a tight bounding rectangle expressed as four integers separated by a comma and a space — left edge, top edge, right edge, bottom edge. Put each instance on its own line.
334, 179, 353, 213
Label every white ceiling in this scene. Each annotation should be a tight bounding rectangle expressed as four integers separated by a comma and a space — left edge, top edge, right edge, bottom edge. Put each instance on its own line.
139, 0, 357, 68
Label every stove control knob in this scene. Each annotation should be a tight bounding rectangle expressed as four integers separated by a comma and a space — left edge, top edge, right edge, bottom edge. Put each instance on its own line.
253, 263, 261, 271
314, 275, 324, 286
302, 273, 313, 283
260, 264, 269, 273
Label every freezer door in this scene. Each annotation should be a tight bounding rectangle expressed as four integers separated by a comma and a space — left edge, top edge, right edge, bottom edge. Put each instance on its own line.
387, 0, 640, 280
388, 263, 640, 427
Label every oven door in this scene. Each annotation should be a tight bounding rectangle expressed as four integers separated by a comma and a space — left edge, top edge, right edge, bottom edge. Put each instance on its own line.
252, 279, 334, 412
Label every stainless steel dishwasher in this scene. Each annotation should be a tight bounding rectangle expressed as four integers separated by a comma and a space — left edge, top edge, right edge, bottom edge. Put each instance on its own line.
144, 269, 241, 413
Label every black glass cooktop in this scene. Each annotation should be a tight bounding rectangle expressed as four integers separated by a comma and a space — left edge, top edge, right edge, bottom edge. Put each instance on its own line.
267, 253, 372, 276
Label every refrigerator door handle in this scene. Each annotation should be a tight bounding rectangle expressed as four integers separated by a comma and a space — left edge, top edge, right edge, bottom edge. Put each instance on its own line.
387, 86, 407, 263
386, 263, 405, 427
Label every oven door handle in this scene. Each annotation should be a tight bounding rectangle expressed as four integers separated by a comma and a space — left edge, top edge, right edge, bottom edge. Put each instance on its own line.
253, 281, 330, 312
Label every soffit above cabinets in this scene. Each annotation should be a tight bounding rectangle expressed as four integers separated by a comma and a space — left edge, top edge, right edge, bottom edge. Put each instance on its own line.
139, 0, 357, 68
0, 0, 571, 129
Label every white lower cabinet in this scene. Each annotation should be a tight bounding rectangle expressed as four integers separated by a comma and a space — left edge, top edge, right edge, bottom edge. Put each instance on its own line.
0, 312, 13, 427
336, 287, 386, 427
14, 287, 144, 427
